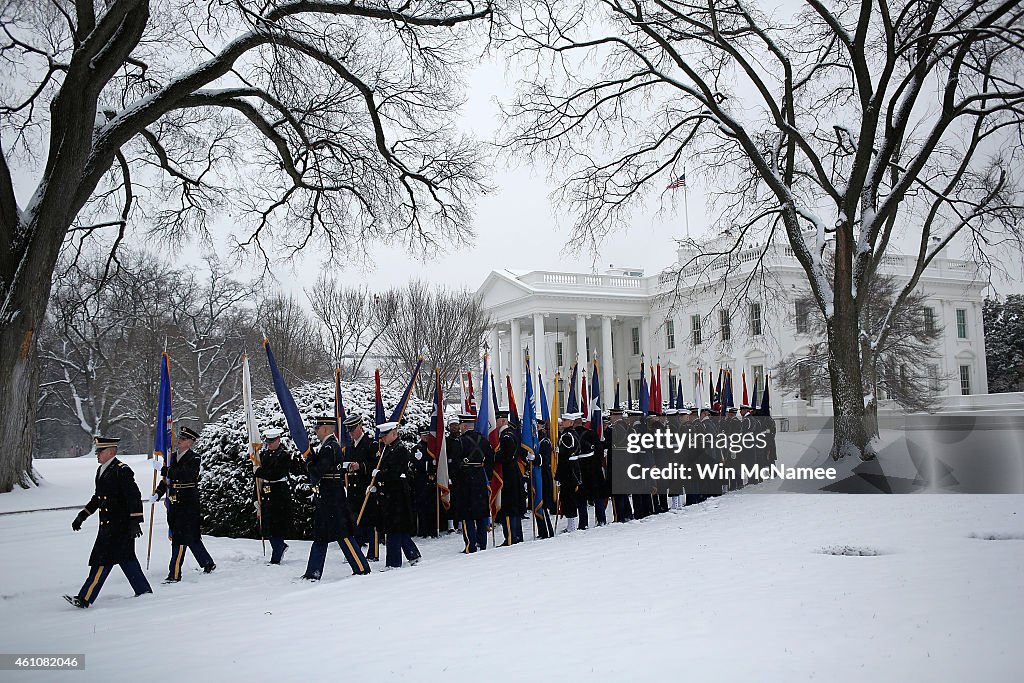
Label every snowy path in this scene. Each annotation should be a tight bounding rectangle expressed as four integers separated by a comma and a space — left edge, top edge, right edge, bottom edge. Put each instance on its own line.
1, 458, 1023, 681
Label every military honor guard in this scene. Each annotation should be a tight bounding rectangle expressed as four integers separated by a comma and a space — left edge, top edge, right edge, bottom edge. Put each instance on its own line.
154, 425, 216, 582
342, 414, 381, 561
65, 436, 152, 608
555, 413, 585, 532
495, 410, 525, 546
302, 415, 371, 580
411, 429, 439, 538
532, 419, 556, 538
455, 414, 490, 552
374, 421, 422, 569
252, 428, 296, 564
605, 408, 634, 522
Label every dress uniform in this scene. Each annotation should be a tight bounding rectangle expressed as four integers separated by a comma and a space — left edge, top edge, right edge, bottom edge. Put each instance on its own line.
376, 421, 422, 569
411, 432, 438, 538
495, 412, 525, 546
253, 428, 296, 564
456, 415, 490, 552
302, 416, 371, 580
577, 419, 608, 525
343, 415, 381, 561
629, 413, 654, 518
155, 425, 216, 582
533, 422, 556, 538
606, 410, 634, 522
555, 414, 585, 532
65, 436, 152, 608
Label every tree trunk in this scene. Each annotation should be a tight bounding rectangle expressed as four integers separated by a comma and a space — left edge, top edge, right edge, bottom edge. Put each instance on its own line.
860, 339, 880, 439
0, 266, 50, 491
826, 317, 874, 461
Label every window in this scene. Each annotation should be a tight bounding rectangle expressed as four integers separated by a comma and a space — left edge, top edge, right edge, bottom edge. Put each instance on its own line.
719, 309, 731, 342
956, 308, 968, 339
795, 300, 810, 334
666, 319, 675, 350
631, 379, 641, 404
555, 341, 564, 368
749, 302, 762, 336
959, 365, 971, 395
752, 365, 764, 395
799, 365, 813, 404
631, 327, 640, 356
923, 306, 936, 335
691, 314, 702, 346
927, 364, 940, 392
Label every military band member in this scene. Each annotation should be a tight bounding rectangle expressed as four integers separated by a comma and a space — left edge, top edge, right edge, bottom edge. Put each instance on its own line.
154, 425, 216, 582
252, 428, 295, 564
456, 414, 490, 552
342, 414, 380, 560
302, 416, 371, 580
65, 436, 152, 608
495, 410, 525, 546
374, 421, 422, 569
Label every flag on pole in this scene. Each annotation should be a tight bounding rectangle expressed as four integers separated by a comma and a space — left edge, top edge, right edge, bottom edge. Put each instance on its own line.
522, 354, 542, 515
580, 371, 589, 427
389, 358, 423, 424
678, 376, 685, 408
654, 360, 662, 413
459, 371, 469, 415
614, 380, 621, 411
242, 354, 261, 456
695, 368, 704, 414
428, 368, 451, 509
760, 373, 772, 415
155, 352, 174, 462
640, 356, 650, 417
590, 359, 604, 441
506, 373, 520, 428
539, 371, 550, 424
752, 375, 760, 408
264, 339, 310, 459
335, 368, 352, 449
466, 369, 477, 415
627, 376, 633, 410
566, 361, 579, 413
374, 367, 386, 431
666, 173, 686, 189
477, 356, 500, 516
742, 370, 749, 407
549, 371, 560, 477
723, 369, 734, 411
668, 369, 676, 409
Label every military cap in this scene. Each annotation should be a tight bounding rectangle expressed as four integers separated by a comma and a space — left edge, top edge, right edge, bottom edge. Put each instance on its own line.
458, 413, 476, 423
495, 409, 510, 419
93, 435, 120, 451
263, 428, 284, 440
313, 415, 337, 427
343, 414, 363, 430
377, 421, 399, 434
177, 425, 201, 441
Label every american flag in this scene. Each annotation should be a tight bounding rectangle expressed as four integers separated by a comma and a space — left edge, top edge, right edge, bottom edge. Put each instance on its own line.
666, 174, 686, 189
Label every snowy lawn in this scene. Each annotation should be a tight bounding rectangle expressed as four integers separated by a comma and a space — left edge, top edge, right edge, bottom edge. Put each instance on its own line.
1, 451, 1022, 681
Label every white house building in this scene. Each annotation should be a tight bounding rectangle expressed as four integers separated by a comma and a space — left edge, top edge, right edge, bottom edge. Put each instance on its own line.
476, 239, 989, 419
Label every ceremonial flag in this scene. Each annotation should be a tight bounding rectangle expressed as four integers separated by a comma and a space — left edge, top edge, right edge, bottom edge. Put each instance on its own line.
752, 375, 761, 408
677, 376, 685, 408
723, 369, 734, 411
627, 377, 633, 410
335, 368, 351, 449
459, 371, 469, 415
742, 370, 749, 407
242, 354, 261, 456
580, 372, 589, 427
590, 359, 604, 441
709, 369, 715, 408
477, 356, 500, 515
389, 358, 423, 424
374, 368, 386, 428
467, 369, 477, 415
614, 380, 621, 411
714, 369, 722, 409
522, 354, 543, 515
506, 373, 520, 428
695, 368, 704, 414
264, 339, 310, 458
154, 352, 173, 462
655, 360, 663, 413
668, 369, 676, 409
539, 371, 550, 424
550, 371, 560, 477
760, 373, 772, 415
428, 368, 451, 509
491, 372, 500, 442
566, 361, 579, 413
640, 356, 650, 417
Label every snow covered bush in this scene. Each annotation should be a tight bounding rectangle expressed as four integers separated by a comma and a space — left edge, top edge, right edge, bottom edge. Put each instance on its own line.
195, 379, 433, 539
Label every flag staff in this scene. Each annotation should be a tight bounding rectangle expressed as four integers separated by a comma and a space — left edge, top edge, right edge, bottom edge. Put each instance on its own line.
683, 168, 690, 239
246, 353, 266, 557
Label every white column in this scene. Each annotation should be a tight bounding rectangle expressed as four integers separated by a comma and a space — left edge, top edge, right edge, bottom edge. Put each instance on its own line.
488, 327, 501, 404
533, 313, 546, 400
575, 314, 588, 370
510, 318, 522, 407
601, 315, 614, 405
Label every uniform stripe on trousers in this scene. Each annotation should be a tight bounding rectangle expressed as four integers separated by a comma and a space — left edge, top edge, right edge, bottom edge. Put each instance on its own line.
83, 565, 105, 602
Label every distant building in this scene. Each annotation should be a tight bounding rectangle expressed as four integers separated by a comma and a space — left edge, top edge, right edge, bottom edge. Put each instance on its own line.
476, 240, 988, 417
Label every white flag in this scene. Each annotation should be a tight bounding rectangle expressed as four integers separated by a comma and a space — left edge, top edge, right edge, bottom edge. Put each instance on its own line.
242, 354, 262, 455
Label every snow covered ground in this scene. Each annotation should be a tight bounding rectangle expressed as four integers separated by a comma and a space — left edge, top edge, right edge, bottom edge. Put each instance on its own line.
2, 443, 1023, 682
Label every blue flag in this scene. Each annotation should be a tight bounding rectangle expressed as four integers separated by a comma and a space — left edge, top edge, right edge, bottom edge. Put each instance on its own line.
523, 355, 544, 515
264, 339, 310, 458
760, 374, 771, 415
566, 362, 579, 414
539, 371, 550, 424
335, 368, 351, 449
590, 359, 604, 440
390, 358, 423, 424
640, 357, 650, 417
154, 352, 173, 461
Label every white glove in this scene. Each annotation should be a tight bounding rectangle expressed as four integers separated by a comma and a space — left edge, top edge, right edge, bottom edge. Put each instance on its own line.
414, 452, 423, 460
148, 494, 160, 504
366, 486, 377, 494
399, 473, 406, 479
253, 500, 260, 511
527, 454, 536, 462
372, 469, 380, 477
151, 456, 164, 471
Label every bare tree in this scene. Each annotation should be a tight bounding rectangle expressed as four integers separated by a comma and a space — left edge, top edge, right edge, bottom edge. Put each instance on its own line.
374, 280, 491, 400
0, 0, 493, 489
504, 0, 1024, 460
306, 275, 386, 379
258, 290, 328, 385
774, 274, 945, 433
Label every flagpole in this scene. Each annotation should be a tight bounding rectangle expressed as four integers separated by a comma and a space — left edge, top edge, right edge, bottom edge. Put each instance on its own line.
683, 168, 690, 239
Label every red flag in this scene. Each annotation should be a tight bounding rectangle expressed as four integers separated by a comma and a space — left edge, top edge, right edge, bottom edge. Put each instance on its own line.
581, 372, 589, 428
506, 373, 520, 425
742, 370, 749, 406
466, 370, 477, 415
